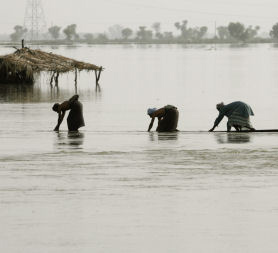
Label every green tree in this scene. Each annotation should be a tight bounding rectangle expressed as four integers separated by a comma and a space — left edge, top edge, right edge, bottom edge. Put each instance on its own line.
245, 25, 260, 40
136, 26, 153, 41
270, 23, 278, 40
121, 28, 133, 40
174, 21, 207, 42
48, 26, 61, 40
227, 22, 259, 42
83, 33, 94, 43
174, 20, 189, 40
217, 26, 230, 40
228, 22, 245, 41
163, 32, 174, 42
108, 25, 123, 39
152, 22, 163, 40
96, 33, 108, 43
193, 26, 208, 40
10, 25, 27, 42
63, 24, 78, 40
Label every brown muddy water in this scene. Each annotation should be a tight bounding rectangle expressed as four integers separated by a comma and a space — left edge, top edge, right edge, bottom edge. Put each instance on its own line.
1, 44, 278, 253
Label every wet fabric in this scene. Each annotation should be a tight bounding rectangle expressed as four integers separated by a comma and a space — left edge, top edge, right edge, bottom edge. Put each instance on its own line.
156, 105, 179, 132
67, 100, 85, 131
214, 101, 254, 127
227, 111, 253, 129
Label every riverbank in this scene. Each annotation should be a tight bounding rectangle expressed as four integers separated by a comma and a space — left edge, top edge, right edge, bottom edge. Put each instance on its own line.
0, 38, 274, 47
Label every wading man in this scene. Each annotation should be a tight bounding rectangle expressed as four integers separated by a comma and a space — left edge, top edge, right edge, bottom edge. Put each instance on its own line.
147, 105, 179, 132
209, 101, 255, 132
52, 94, 85, 131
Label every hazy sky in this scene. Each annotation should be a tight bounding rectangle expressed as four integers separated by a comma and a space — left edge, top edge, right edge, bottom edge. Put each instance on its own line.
1, 0, 278, 34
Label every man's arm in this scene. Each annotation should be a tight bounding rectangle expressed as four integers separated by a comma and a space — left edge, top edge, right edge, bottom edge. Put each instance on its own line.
54, 111, 65, 131
209, 113, 224, 132
148, 118, 155, 132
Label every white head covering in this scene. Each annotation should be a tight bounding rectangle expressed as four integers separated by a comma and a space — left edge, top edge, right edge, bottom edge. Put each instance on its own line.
147, 108, 157, 116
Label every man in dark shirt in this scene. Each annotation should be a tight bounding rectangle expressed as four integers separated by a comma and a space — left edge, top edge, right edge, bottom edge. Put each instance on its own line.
147, 105, 179, 132
52, 94, 85, 131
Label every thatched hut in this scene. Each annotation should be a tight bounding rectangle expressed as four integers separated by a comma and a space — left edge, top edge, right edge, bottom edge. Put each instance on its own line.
0, 46, 103, 86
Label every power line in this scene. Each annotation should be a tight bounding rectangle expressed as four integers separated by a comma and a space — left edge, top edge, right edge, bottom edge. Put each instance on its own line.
100, 0, 278, 21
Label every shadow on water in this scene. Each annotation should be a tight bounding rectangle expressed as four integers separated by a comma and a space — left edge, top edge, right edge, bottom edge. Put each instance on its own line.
0, 82, 102, 103
215, 133, 251, 144
0, 83, 37, 103
54, 131, 84, 149
149, 131, 179, 141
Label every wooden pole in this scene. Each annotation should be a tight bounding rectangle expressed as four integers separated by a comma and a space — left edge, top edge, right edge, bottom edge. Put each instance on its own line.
55, 72, 59, 86
74, 68, 77, 85
74, 68, 78, 94
22, 39, 24, 48
94, 66, 102, 90
50, 72, 55, 86
94, 70, 98, 87
97, 66, 102, 83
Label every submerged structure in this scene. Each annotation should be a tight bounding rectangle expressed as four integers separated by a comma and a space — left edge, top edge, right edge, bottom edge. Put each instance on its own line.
0, 45, 103, 87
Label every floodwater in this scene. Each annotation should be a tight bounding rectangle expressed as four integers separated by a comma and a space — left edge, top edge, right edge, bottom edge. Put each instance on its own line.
1, 44, 278, 253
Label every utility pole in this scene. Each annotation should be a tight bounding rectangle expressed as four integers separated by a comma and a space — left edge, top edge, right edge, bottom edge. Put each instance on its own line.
24, 0, 47, 41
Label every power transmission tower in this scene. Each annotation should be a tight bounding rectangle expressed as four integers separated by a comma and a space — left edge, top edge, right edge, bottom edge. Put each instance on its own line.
24, 0, 47, 41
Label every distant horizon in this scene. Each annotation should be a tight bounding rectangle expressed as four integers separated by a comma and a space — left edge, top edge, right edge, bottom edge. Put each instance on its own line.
0, 21, 274, 40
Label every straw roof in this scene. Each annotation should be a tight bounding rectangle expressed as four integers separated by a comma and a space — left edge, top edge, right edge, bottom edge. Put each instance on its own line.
0, 47, 101, 75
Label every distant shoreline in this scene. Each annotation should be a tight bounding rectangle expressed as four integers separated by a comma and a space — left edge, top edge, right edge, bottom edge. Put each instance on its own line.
0, 39, 276, 47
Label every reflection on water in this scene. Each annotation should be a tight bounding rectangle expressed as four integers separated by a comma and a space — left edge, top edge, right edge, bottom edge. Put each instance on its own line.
229, 43, 250, 48
149, 131, 179, 141
215, 132, 251, 144
0, 82, 102, 103
55, 131, 84, 149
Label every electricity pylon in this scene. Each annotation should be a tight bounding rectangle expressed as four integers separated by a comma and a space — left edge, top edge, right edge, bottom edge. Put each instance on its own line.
23, 0, 47, 41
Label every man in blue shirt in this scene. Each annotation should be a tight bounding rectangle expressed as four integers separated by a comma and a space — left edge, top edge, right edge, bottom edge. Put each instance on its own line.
209, 101, 255, 132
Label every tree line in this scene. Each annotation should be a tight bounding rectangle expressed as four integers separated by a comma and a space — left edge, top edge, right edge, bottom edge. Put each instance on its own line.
9, 21, 278, 44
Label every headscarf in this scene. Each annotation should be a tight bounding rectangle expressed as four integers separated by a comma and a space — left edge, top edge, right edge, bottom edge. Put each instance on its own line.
147, 108, 157, 116
216, 102, 224, 111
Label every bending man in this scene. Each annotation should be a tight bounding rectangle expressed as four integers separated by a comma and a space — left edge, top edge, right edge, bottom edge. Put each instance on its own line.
147, 105, 179, 132
209, 101, 255, 132
52, 94, 85, 131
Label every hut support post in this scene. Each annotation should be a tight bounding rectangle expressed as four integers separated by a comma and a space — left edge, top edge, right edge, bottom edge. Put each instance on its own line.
97, 67, 102, 83
74, 68, 77, 85
55, 72, 59, 86
94, 70, 98, 86
94, 66, 102, 89
50, 72, 55, 86
74, 68, 78, 94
